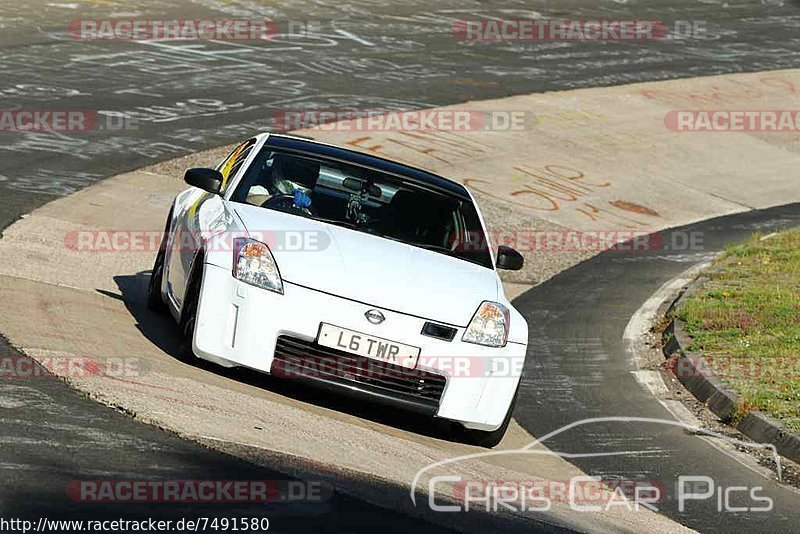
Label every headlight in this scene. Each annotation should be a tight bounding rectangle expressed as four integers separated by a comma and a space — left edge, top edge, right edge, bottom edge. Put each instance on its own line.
462, 301, 510, 347
233, 237, 283, 294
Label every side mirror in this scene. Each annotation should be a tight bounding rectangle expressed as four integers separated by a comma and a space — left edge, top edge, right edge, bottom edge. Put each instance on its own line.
185, 168, 223, 194
496, 245, 524, 271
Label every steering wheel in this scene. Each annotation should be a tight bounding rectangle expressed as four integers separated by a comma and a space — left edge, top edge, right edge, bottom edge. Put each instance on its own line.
260, 194, 315, 217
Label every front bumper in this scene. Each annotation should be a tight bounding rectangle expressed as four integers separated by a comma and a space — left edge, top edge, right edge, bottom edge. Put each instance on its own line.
194, 263, 527, 431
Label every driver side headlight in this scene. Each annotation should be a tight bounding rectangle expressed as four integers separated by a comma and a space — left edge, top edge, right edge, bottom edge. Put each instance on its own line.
462, 301, 510, 347
233, 237, 283, 294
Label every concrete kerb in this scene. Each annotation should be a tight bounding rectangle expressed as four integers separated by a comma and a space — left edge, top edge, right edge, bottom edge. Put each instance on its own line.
663, 275, 800, 465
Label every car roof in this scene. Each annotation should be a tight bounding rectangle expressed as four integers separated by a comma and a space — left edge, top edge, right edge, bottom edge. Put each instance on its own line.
263, 133, 472, 200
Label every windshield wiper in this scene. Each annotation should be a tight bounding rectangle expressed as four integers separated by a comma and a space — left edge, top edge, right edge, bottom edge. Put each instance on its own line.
314, 217, 387, 236
377, 237, 458, 256
407, 242, 458, 255
313, 217, 357, 229
411, 242, 491, 268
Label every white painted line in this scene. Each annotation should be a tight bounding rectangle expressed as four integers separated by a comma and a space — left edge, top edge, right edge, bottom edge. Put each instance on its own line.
623, 260, 715, 370
632, 370, 669, 397
659, 400, 787, 484
658, 399, 703, 427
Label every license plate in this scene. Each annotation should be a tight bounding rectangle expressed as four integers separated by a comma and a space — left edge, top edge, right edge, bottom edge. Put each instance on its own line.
317, 323, 420, 369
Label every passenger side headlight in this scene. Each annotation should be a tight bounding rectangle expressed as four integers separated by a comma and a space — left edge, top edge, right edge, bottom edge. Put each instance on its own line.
233, 237, 283, 294
462, 301, 510, 347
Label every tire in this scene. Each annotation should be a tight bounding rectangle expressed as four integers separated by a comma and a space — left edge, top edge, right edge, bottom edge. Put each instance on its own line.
177, 259, 203, 361
147, 247, 167, 312
461, 386, 520, 448
147, 210, 173, 312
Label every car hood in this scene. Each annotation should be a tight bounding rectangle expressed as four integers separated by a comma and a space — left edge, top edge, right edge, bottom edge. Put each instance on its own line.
232, 204, 498, 326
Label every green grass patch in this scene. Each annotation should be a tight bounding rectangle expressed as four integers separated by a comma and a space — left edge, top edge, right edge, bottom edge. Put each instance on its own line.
676, 230, 800, 432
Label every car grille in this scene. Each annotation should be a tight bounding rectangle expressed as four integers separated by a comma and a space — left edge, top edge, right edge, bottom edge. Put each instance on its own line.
272, 336, 447, 410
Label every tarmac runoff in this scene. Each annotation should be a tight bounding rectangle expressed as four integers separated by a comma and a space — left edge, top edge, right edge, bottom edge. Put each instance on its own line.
2, 69, 800, 531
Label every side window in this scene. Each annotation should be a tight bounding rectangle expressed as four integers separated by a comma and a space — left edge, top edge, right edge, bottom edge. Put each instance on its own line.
217, 138, 256, 193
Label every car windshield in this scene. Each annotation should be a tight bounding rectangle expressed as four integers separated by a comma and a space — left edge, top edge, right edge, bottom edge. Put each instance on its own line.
229, 148, 494, 269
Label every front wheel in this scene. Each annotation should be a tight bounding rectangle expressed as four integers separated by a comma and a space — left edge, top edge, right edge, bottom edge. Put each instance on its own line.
147, 247, 167, 312
177, 261, 203, 362
147, 210, 173, 312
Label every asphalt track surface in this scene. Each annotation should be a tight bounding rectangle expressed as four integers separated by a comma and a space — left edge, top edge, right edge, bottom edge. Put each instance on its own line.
2, 0, 800, 530
514, 203, 800, 532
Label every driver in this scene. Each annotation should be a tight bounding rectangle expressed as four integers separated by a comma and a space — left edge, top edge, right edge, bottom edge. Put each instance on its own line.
245, 154, 316, 211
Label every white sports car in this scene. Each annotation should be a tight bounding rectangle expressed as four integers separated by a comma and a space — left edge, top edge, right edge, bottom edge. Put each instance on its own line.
149, 133, 528, 446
